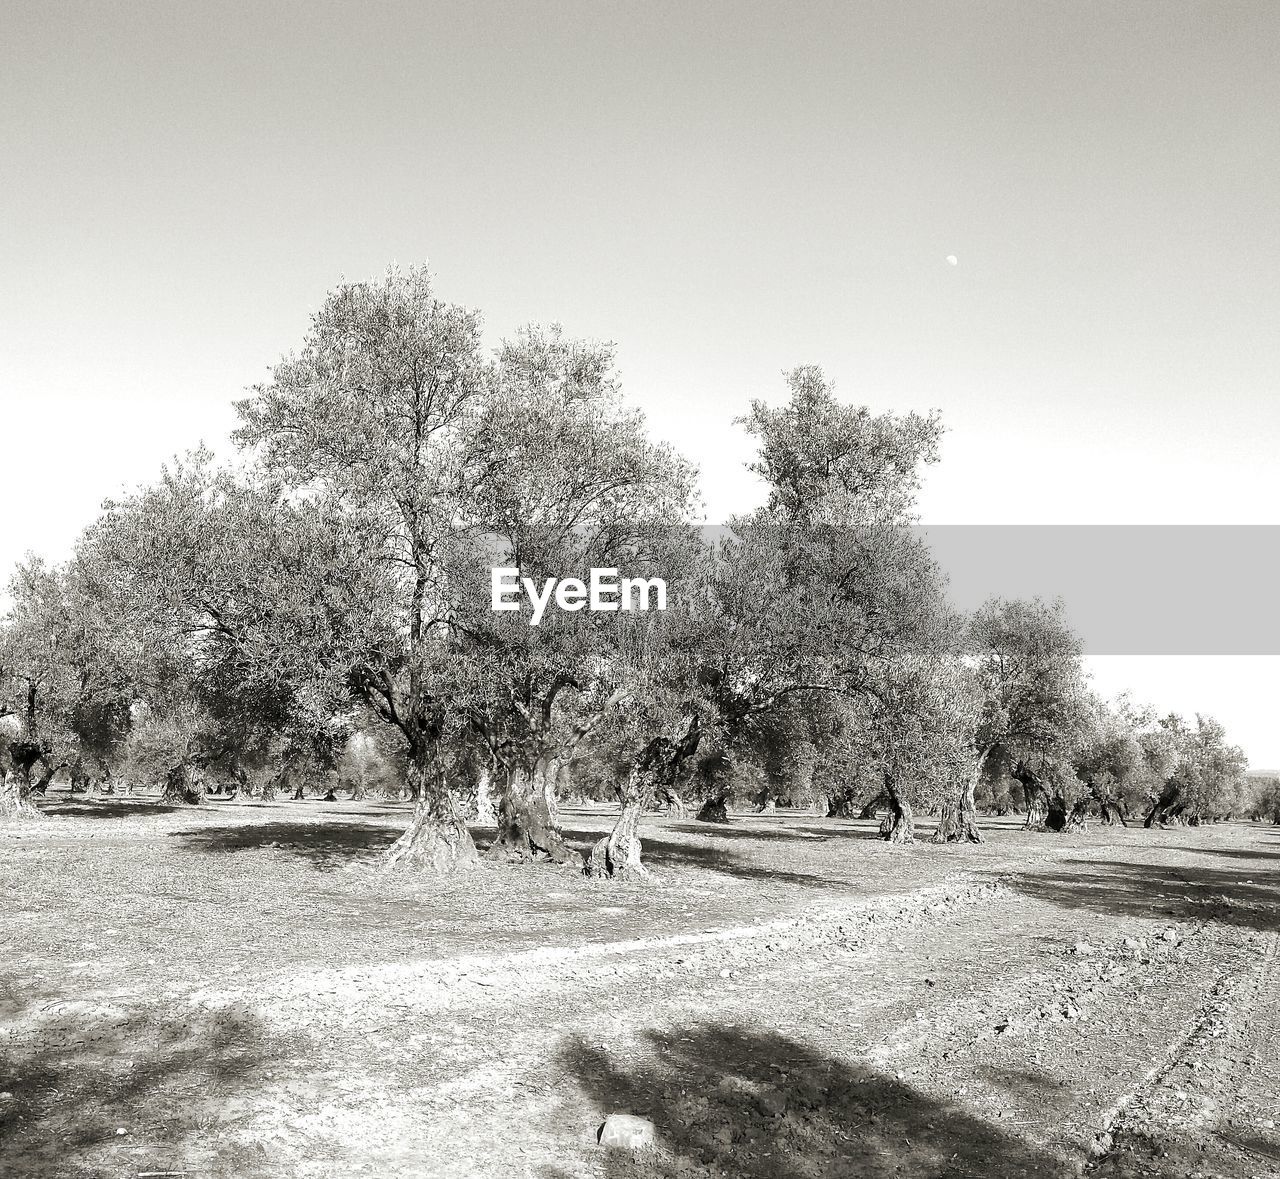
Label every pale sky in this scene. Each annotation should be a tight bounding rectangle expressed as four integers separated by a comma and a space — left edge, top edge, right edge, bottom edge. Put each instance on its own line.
2, 2, 1278, 764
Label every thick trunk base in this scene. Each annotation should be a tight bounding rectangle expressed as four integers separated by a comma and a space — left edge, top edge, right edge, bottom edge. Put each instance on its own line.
656, 787, 687, 818
879, 809, 916, 843
160, 765, 204, 806
878, 779, 915, 844
931, 776, 985, 845
0, 775, 38, 819
932, 809, 985, 844
488, 768, 583, 868
383, 807, 479, 874
1098, 802, 1128, 827
695, 795, 730, 824
588, 800, 652, 882
1045, 797, 1088, 833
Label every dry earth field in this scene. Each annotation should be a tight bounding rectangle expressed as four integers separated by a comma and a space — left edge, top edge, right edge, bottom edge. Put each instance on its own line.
1, 796, 1278, 1179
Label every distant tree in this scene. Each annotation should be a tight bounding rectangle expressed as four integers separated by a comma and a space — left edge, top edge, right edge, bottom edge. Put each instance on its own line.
800, 695, 878, 819
1145, 713, 1247, 826
1247, 775, 1280, 823
865, 653, 980, 843
0, 555, 134, 814
681, 367, 953, 828
1070, 696, 1178, 826
584, 549, 712, 879
79, 453, 366, 807
336, 718, 406, 800
0, 558, 78, 811
964, 598, 1091, 833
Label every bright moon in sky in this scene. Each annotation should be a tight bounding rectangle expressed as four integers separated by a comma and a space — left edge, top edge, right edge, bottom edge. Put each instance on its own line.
946, 254, 959, 266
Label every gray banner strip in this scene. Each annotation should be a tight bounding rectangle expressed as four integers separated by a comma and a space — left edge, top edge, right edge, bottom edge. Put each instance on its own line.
917, 525, 1279, 655
688, 525, 1280, 655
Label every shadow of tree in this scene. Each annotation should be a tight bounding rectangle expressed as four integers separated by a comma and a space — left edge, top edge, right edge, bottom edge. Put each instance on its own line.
1154, 844, 1280, 863
559, 829, 849, 891
793, 824, 884, 842
664, 821, 833, 844
0, 1002, 284, 1178
38, 798, 186, 818
170, 819, 400, 869
1006, 858, 1280, 933
543, 1023, 1070, 1178
975, 1063, 1071, 1099
1217, 1127, 1280, 1167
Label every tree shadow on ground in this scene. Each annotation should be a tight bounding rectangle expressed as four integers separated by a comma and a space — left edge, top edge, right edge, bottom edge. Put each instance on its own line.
542, 1022, 1073, 1178
1093, 1123, 1280, 1179
974, 1063, 1071, 1099
793, 824, 885, 842
559, 829, 849, 891
170, 819, 401, 869
1153, 844, 1280, 863
1217, 1126, 1280, 1167
0, 1000, 286, 1178
663, 821, 832, 844
37, 798, 186, 818
1006, 858, 1280, 933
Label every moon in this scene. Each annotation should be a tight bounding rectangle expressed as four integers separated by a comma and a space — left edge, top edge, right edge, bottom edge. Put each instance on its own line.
946, 255, 958, 266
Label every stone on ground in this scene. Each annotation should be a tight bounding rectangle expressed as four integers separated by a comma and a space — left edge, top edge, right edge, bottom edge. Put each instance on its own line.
598, 1113, 656, 1150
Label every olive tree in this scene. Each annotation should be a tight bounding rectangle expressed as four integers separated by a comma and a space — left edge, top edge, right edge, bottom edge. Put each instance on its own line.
964, 597, 1091, 833
233, 267, 492, 871
682, 366, 960, 829
0, 556, 132, 815
1070, 696, 1178, 826
1145, 713, 1247, 827
454, 325, 699, 867
79, 452, 369, 807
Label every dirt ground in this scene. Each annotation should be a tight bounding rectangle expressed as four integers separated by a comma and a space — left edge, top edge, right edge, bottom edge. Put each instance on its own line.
1, 795, 1277, 1179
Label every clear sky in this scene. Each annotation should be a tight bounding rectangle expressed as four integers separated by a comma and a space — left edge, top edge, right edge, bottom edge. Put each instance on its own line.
2, 2, 1278, 762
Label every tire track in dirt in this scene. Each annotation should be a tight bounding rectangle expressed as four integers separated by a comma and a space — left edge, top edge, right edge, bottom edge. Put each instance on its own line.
217, 870, 1253, 1178
1090, 924, 1280, 1178
78, 832, 1276, 1179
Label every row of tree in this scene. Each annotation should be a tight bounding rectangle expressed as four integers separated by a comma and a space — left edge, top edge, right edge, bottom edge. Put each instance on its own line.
0, 268, 1255, 876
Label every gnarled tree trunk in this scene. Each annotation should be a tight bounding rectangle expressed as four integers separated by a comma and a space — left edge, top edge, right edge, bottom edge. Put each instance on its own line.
589, 770, 651, 881
383, 744, 478, 873
0, 772, 38, 819
487, 758, 582, 867
1044, 795, 1067, 831
591, 722, 699, 880
29, 761, 62, 796
655, 784, 686, 818
1013, 762, 1048, 830
161, 763, 205, 806
695, 792, 730, 823
823, 789, 859, 819
1145, 781, 1184, 828
933, 749, 988, 844
1097, 800, 1128, 826
878, 773, 915, 844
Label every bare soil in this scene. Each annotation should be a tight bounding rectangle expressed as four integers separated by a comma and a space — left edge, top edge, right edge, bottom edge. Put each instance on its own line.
2, 795, 1277, 1178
